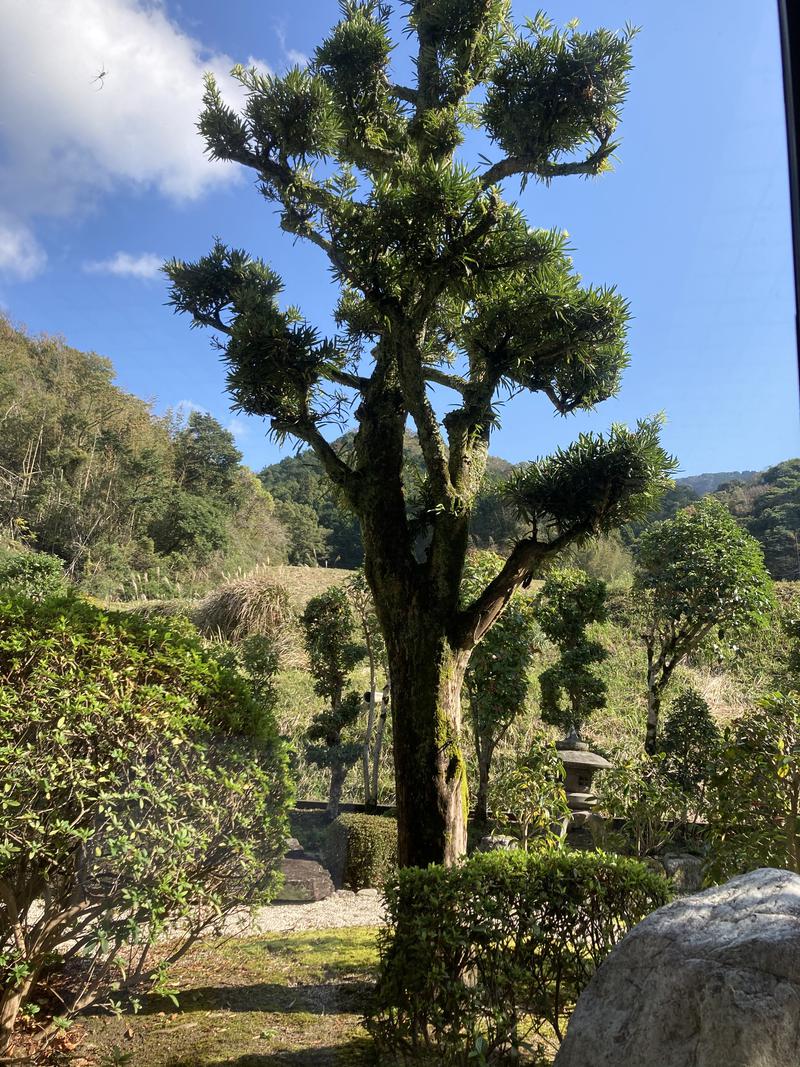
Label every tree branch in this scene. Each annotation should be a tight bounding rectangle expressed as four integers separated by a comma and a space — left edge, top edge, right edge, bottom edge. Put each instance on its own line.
424, 367, 468, 393
275, 418, 361, 505
390, 83, 418, 104
480, 140, 614, 189
453, 524, 591, 649
324, 366, 369, 392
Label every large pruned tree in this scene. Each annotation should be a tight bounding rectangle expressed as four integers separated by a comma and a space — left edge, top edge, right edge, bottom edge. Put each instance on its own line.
166, 4, 675, 866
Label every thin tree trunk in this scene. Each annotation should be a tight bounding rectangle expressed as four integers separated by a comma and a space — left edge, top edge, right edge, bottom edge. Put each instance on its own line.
474, 736, 494, 823
328, 761, 347, 818
362, 631, 377, 805
370, 686, 390, 806
644, 684, 661, 756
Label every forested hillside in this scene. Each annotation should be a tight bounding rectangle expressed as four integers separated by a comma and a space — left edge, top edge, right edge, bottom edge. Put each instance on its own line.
2, 316, 797, 585
259, 433, 525, 567
0, 316, 288, 596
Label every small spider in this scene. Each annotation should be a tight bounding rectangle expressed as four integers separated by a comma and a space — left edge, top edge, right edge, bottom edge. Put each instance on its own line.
90, 65, 108, 91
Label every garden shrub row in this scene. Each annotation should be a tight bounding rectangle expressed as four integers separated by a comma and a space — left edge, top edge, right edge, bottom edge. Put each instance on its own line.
367, 848, 670, 1064
325, 812, 398, 889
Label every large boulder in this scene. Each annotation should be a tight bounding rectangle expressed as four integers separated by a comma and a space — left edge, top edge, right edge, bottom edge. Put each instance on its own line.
555, 868, 800, 1067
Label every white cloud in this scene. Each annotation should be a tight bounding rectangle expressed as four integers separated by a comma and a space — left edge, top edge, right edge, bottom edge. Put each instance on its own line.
226, 416, 250, 439
0, 216, 47, 280
285, 48, 310, 68
84, 251, 163, 279
175, 399, 209, 416
276, 27, 309, 69
0, 0, 271, 222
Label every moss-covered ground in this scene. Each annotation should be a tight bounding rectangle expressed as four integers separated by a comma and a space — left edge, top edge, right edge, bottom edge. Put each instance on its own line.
75, 929, 380, 1066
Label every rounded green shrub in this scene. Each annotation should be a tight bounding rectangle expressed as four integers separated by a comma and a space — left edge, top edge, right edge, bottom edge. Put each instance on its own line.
0, 594, 291, 1051
0, 547, 67, 601
368, 849, 669, 1063
325, 813, 397, 889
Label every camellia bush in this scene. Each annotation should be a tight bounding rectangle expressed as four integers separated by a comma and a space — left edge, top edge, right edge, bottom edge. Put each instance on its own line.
368, 849, 670, 1064
706, 691, 800, 882
0, 594, 291, 1053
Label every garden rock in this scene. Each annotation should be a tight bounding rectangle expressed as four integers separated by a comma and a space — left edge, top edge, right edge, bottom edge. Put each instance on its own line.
662, 851, 704, 893
555, 867, 800, 1067
477, 834, 516, 852
275, 857, 335, 903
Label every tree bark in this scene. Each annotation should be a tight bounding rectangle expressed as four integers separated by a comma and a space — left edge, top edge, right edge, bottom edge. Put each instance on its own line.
386, 617, 470, 867
328, 761, 347, 818
474, 737, 494, 823
645, 683, 661, 756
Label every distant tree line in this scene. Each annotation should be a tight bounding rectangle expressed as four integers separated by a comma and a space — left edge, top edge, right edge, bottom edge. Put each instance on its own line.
2, 316, 797, 586
0, 316, 287, 597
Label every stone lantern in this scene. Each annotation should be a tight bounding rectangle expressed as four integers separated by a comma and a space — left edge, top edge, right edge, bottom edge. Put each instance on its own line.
555, 728, 612, 824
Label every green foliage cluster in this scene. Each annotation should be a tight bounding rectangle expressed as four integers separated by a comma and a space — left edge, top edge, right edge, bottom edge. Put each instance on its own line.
484, 14, 635, 166
537, 566, 608, 736
626, 460, 800, 584
635, 497, 774, 751
714, 460, 800, 581
492, 735, 571, 850
706, 691, 800, 881
0, 594, 291, 1049
660, 687, 720, 801
301, 587, 366, 812
462, 552, 540, 819
368, 849, 670, 1062
0, 546, 67, 601
325, 813, 398, 890
0, 317, 289, 597
595, 755, 687, 857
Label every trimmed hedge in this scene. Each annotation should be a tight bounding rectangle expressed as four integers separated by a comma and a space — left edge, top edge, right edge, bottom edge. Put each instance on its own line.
325, 813, 398, 889
367, 849, 670, 1064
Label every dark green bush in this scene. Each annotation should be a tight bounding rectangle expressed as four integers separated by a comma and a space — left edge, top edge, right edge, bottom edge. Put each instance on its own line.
0, 594, 291, 1052
325, 813, 398, 889
0, 547, 67, 601
367, 849, 669, 1064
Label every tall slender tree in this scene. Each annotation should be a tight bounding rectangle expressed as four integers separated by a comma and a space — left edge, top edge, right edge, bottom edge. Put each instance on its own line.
166, 5, 675, 866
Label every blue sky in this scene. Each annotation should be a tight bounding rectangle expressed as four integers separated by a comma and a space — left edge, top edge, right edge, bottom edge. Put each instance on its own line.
0, 0, 797, 476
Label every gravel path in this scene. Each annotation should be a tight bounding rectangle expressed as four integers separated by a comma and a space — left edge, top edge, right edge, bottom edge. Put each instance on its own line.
220, 889, 386, 934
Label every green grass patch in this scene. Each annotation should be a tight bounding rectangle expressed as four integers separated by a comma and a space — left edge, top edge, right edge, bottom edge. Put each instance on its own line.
79, 928, 380, 1066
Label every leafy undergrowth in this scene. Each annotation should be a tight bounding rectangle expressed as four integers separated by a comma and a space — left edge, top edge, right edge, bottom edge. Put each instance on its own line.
74, 929, 379, 1066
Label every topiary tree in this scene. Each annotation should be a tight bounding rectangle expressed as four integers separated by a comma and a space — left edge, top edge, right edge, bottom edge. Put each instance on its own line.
635, 497, 774, 754
462, 552, 541, 820
659, 687, 721, 814
536, 567, 608, 738
347, 570, 390, 806
706, 692, 800, 881
301, 586, 366, 814
0, 594, 290, 1051
165, 7, 676, 865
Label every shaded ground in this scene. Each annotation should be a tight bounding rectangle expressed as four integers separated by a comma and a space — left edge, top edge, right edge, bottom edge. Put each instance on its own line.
74, 928, 379, 1066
